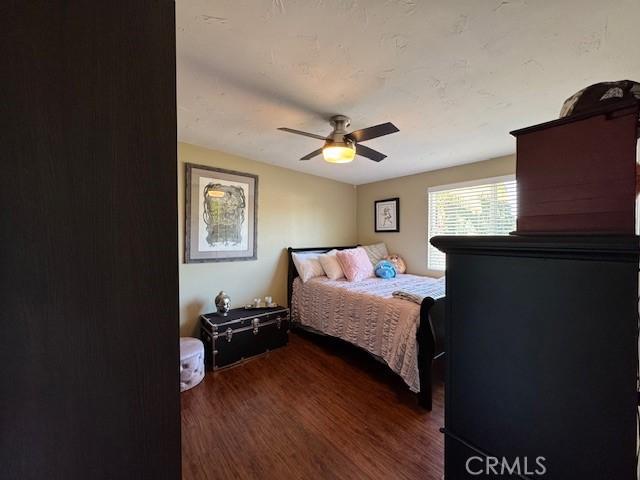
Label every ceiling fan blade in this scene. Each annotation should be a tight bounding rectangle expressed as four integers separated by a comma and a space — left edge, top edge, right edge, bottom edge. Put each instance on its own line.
278, 127, 326, 141
300, 148, 323, 161
346, 122, 399, 143
356, 144, 387, 162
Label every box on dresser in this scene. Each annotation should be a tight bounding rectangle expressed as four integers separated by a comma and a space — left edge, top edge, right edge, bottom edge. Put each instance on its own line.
200, 307, 289, 370
511, 100, 639, 235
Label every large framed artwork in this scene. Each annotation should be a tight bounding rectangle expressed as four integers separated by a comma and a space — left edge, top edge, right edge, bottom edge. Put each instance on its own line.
374, 197, 400, 232
185, 164, 258, 263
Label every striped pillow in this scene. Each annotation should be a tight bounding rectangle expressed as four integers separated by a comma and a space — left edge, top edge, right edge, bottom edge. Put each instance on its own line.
362, 242, 389, 266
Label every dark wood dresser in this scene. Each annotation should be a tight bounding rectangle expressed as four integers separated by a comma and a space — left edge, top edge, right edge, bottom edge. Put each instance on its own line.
433, 98, 640, 479
433, 236, 639, 479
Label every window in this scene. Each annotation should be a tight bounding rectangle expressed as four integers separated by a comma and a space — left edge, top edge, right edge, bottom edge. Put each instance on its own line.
427, 175, 517, 271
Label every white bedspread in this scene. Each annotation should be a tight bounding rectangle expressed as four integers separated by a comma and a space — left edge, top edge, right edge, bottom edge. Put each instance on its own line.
291, 274, 444, 392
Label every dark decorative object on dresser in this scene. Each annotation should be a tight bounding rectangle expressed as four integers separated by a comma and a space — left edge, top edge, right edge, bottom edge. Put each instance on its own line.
200, 307, 289, 370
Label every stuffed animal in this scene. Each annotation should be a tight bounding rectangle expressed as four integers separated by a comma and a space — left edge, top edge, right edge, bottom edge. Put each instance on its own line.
384, 254, 406, 274
374, 260, 396, 279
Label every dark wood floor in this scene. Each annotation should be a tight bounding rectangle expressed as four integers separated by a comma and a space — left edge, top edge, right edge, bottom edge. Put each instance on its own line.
181, 331, 444, 480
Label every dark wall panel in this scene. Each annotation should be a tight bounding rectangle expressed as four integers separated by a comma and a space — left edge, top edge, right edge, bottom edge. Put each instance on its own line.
0, 2, 180, 479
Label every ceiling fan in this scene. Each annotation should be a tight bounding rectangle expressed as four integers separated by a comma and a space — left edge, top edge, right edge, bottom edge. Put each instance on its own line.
278, 115, 399, 164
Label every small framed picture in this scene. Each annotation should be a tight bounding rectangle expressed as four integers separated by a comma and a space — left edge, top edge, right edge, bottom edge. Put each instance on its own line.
374, 197, 399, 232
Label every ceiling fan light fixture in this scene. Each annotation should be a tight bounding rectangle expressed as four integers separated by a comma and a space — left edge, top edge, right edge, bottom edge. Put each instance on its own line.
278, 116, 398, 163
322, 143, 356, 164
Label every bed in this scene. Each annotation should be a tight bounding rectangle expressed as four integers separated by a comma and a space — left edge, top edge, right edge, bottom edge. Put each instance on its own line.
287, 246, 446, 410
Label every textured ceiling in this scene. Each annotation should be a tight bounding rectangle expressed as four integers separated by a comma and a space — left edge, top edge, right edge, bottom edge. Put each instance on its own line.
177, 0, 640, 185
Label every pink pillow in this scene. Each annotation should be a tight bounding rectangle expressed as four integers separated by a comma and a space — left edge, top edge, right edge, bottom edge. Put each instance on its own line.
336, 247, 375, 282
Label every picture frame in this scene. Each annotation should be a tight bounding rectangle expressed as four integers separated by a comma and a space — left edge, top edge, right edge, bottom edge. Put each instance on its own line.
185, 163, 258, 263
374, 197, 400, 233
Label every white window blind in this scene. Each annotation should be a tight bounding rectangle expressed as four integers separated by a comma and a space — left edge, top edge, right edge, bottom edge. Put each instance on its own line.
428, 176, 517, 271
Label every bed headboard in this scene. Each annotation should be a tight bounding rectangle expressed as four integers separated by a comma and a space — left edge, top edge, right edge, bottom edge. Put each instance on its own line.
286, 245, 358, 309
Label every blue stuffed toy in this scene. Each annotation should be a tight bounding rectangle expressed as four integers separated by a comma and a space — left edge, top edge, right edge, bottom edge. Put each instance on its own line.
374, 260, 397, 279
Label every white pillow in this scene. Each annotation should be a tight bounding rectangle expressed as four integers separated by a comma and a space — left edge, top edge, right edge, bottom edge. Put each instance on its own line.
362, 242, 389, 265
292, 252, 325, 283
318, 249, 345, 280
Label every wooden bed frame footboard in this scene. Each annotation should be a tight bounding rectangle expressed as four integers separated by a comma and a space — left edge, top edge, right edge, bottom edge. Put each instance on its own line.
417, 296, 445, 410
286, 246, 446, 410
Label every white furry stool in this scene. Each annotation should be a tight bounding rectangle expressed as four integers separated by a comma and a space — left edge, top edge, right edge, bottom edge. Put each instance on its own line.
179, 337, 205, 392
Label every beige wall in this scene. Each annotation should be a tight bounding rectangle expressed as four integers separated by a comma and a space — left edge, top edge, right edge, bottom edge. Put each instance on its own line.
356, 154, 516, 277
178, 144, 514, 335
178, 142, 357, 336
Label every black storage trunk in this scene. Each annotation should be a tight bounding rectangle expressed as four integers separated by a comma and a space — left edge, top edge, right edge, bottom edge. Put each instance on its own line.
200, 307, 289, 370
